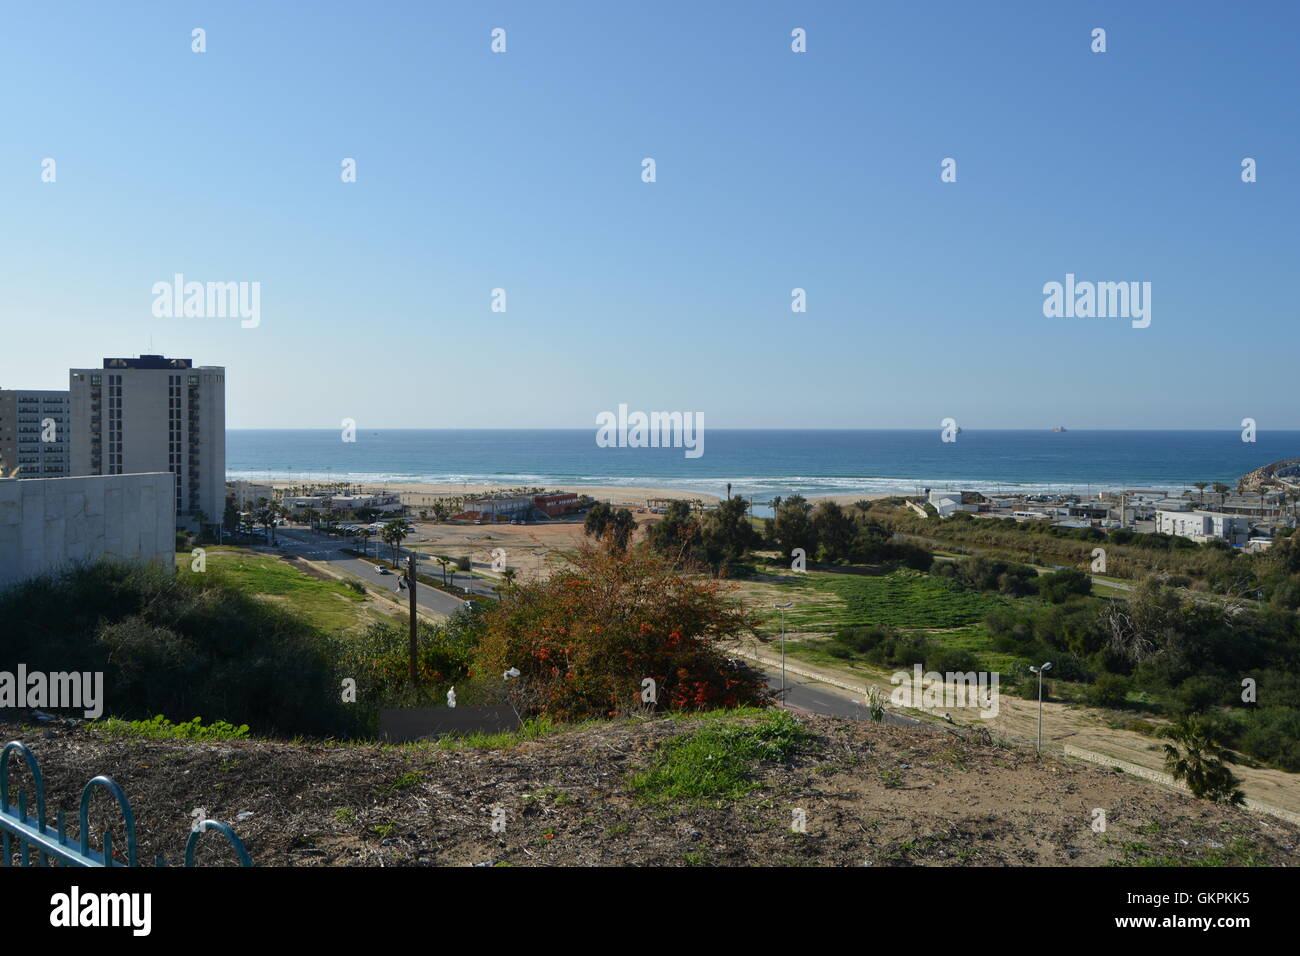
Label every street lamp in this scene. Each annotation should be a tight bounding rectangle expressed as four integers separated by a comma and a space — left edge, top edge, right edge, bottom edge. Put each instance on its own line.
774, 603, 793, 701
1028, 662, 1052, 752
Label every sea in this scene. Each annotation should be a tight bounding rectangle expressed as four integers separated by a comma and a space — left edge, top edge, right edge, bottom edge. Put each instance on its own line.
227, 429, 1299, 515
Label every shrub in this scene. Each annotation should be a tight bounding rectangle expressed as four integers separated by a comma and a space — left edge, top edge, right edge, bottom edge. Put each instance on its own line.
472, 543, 771, 720
0, 558, 356, 737
1086, 674, 1132, 709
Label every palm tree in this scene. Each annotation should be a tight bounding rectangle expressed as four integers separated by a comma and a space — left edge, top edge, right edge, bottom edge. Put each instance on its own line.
1212, 482, 1230, 508
253, 500, 281, 546
357, 527, 372, 557
380, 518, 411, 567
1160, 715, 1245, 805
434, 555, 452, 586
1193, 482, 1209, 504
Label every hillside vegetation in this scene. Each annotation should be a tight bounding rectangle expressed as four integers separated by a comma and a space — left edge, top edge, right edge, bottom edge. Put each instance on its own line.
5, 711, 1295, 867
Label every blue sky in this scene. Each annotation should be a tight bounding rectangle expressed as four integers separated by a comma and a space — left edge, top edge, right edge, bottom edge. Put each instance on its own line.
1, 1, 1296, 429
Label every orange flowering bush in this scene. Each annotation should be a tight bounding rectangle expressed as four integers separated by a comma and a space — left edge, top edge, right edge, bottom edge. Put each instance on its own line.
472, 543, 771, 720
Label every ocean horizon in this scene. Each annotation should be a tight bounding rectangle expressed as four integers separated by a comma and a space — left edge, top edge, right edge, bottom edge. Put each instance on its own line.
226, 429, 1300, 503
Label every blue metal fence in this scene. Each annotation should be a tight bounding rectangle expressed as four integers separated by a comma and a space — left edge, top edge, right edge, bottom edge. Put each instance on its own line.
1, 740, 252, 867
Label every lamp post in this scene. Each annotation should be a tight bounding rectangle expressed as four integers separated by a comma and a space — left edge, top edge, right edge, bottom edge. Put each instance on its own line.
1029, 662, 1052, 752
774, 602, 793, 701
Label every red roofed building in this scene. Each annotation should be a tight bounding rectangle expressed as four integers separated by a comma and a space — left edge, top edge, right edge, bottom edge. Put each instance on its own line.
533, 493, 579, 517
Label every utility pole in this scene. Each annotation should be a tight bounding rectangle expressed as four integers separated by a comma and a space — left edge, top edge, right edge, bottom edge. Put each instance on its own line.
408, 554, 418, 685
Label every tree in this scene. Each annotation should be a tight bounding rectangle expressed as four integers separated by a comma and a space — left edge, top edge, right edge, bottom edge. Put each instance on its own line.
811, 501, 856, 562
254, 499, 281, 545
357, 527, 372, 557
645, 500, 702, 562
767, 494, 815, 561
1037, 567, 1093, 603
584, 502, 613, 538
1161, 715, 1246, 805
222, 500, 240, 534
584, 502, 636, 551
698, 496, 760, 569
608, 508, 637, 551
381, 518, 411, 566
471, 543, 771, 719
1193, 482, 1209, 504
435, 554, 452, 585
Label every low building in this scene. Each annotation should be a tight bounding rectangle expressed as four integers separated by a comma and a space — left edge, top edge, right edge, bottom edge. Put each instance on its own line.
282, 492, 402, 515
226, 480, 275, 510
533, 492, 579, 517
0, 472, 175, 591
928, 489, 975, 518
1156, 509, 1251, 545
463, 495, 533, 518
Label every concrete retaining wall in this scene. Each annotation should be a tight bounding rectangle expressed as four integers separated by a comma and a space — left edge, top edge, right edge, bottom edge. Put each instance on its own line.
0, 473, 175, 590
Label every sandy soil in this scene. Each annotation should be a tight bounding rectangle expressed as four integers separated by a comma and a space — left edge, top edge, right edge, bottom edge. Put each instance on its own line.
7, 713, 1294, 867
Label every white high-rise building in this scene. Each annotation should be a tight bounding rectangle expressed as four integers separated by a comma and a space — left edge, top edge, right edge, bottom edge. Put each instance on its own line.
0, 389, 72, 478
69, 356, 225, 531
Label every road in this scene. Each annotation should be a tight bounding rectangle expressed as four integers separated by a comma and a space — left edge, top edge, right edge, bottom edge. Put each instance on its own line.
272, 526, 477, 617
753, 662, 923, 728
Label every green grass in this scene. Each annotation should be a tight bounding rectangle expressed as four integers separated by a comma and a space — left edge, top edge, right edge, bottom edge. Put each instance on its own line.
749, 568, 1004, 632
811, 570, 1004, 629
90, 714, 251, 741
629, 711, 812, 803
177, 546, 389, 633
432, 715, 563, 750
1107, 836, 1269, 867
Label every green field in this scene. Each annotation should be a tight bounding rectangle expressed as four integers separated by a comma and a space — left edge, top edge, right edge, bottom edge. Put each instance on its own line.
176, 547, 396, 633
783, 624, 1023, 676
743, 567, 1005, 632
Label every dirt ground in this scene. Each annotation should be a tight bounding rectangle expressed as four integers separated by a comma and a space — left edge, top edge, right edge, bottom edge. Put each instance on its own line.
403, 517, 591, 580
4, 713, 1296, 867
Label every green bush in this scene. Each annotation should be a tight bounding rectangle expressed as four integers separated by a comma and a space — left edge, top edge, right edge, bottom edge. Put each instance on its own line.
1085, 674, 1131, 709
0, 559, 357, 738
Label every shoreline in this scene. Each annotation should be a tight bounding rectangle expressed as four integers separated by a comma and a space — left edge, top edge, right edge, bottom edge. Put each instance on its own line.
261, 480, 909, 509
250, 476, 1185, 508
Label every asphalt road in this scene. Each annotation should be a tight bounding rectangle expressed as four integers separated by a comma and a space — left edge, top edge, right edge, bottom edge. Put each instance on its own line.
272, 527, 474, 617
755, 662, 923, 728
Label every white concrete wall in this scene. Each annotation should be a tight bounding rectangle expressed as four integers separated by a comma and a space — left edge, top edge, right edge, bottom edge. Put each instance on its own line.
0, 472, 175, 590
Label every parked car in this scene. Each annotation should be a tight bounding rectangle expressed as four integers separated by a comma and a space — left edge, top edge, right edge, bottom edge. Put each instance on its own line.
374, 565, 390, 575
